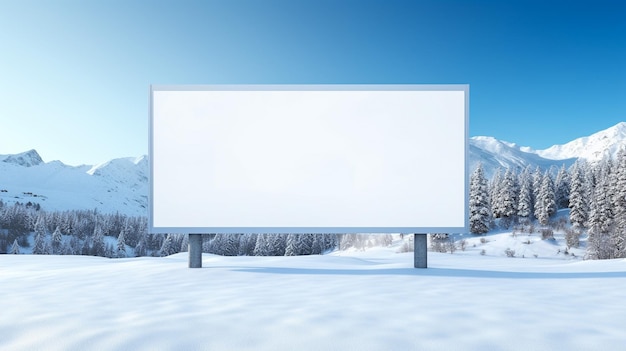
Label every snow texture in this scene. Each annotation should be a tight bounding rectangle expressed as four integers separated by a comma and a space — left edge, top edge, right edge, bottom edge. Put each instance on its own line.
1, 244, 625, 351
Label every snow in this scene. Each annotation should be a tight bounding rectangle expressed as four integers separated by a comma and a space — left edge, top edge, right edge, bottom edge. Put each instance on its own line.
534, 122, 626, 162
0, 152, 147, 216
2, 244, 625, 351
469, 137, 574, 179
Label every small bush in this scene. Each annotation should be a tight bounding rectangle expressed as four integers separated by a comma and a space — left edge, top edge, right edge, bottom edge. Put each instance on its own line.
480, 237, 488, 244
565, 228, 580, 248
541, 228, 554, 240
504, 248, 515, 257
480, 249, 486, 256
458, 239, 467, 251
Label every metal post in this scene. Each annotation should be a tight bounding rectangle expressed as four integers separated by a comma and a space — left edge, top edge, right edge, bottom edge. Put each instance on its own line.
189, 234, 203, 268
414, 233, 427, 268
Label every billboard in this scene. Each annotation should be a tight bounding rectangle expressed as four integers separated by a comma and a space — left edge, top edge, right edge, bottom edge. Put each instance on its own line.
150, 85, 468, 234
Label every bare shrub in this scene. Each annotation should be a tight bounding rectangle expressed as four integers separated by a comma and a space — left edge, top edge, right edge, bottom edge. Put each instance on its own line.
565, 228, 580, 248
480, 237, 488, 244
480, 249, 486, 256
458, 239, 468, 251
504, 248, 516, 257
541, 228, 554, 240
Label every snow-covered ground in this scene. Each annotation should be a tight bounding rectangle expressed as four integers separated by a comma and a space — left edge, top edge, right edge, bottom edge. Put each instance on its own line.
2, 242, 625, 351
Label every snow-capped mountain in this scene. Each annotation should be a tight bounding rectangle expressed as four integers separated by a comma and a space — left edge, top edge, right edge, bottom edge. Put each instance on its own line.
468, 136, 576, 179
470, 122, 626, 178
530, 122, 626, 161
0, 150, 148, 216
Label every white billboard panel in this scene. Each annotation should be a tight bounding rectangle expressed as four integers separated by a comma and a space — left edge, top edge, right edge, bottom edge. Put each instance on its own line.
149, 85, 468, 233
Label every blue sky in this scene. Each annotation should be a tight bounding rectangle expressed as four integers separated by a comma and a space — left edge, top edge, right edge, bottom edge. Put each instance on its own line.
1, 0, 624, 165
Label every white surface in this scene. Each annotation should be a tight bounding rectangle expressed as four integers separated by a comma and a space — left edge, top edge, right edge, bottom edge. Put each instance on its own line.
2, 244, 625, 351
151, 88, 467, 231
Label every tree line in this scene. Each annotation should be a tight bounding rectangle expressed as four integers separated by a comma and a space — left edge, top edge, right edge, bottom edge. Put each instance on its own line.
0, 201, 392, 257
470, 150, 626, 259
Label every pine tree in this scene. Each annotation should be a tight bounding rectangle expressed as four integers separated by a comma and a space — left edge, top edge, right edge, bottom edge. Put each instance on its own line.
311, 234, 323, 254
469, 164, 491, 234
532, 166, 543, 209
497, 168, 519, 227
10, 239, 20, 254
135, 234, 147, 257
517, 167, 533, 222
180, 234, 189, 253
91, 225, 106, 257
569, 162, 589, 228
588, 174, 614, 259
535, 171, 556, 226
490, 168, 503, 218
116, 230, 127, 258
32, 231, 46, 254
554, 165, 570, 209
285, 234, 298, 256
254, 234, 269, 256
52, 226, 63, 255
611, 148, 626, 258
160, 233, 174, 257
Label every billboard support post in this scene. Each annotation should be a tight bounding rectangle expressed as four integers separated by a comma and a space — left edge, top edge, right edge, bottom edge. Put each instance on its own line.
189, 234, 202, 268
414, 234, 427, 268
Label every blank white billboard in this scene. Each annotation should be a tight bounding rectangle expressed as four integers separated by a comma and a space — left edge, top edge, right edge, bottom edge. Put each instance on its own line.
149, 85, 468, 233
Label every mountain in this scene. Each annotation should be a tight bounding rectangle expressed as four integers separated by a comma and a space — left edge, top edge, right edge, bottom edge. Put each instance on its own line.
470, 122, 626, 178
0, 149, 44, 167
530, 122, 626, 161
468, 137, 576, 179
0, 150, 148, 216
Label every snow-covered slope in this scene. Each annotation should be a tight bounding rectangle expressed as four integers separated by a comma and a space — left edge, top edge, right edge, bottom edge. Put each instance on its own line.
0, 150, 147, 216
469, 136, 575, 178
532, 122, 626, 161
469, 121, 626, 176
1, 247, 625, 351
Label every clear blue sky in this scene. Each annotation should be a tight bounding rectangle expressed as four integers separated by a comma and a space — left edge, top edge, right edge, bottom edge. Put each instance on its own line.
1, 0, 624, 165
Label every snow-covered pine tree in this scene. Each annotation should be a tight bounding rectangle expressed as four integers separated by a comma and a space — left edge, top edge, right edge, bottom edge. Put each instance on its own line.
535, 171, 556, 226
135, 234, 147, 257
52, 226, 63, 255
10, 239, 20, 254
323, 234, 338, 252
532, 166, 543, 209
32, 231, 46, 254
180, 234, 189, 253
285, 234, 298, 256
160, 233, 174, 257
254, 234, 269, 256
91, 225, 106, 257
311, 234, 323, 254
569, 161, 589, 229
588, 173, 614, 259
238, 234, 257, 256
498, 168, 519, 227
223, 234, 240, 256
116, 230, 127, 258
611, 148, 626, 258
490, 168, 503, 218
554, 164, 570, 209
517, 166, 533, 222
469, 164, 491, 234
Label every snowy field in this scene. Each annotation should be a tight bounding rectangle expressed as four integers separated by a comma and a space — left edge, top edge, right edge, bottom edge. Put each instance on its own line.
2, 243, 626, 351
